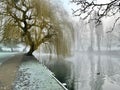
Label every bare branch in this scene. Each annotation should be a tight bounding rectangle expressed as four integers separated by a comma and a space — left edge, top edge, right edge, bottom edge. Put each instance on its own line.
107, 17, 120, 33
72, 0, 120, 18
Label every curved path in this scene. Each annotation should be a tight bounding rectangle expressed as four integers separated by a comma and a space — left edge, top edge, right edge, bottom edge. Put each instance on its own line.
0, 53, 23, 90
0, 53, 67, 90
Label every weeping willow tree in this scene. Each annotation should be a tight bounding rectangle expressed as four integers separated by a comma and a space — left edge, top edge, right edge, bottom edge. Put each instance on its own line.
0, 0, 73, 56
1, 22, 22, 51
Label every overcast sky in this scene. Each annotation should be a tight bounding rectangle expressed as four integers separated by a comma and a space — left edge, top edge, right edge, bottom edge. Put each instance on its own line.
59, 0, 80, 21
60, 0, 73, 15
59, 0, 117, 30
59, 0, 112, 21
60, 0, 111, 11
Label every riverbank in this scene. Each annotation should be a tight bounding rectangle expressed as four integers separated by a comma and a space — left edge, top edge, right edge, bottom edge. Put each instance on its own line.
13, 55, 67, 90
0, 53, 68, 90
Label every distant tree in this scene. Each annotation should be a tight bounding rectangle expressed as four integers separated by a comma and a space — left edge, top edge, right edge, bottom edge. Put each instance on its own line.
88, 14, 95, 51
105, 26, 120, 51
95, 20, 103, 51
0, 0, 73, 56
93, 11, 103, 51
74, 19, 88, 51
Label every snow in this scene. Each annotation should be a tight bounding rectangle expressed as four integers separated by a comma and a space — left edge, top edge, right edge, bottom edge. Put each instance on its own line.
0, 52, 18, 66
13, 59, 67, 90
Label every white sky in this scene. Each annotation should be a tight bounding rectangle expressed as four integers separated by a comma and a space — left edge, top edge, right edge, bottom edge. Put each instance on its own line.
59, 0, 74, 17
59, 0, 80, 21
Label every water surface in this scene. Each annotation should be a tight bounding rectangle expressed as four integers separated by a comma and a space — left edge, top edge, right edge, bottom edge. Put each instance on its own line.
40, 52, 120, 90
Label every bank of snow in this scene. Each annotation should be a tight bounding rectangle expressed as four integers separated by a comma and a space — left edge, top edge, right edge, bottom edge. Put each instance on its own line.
13, 56, 67, 90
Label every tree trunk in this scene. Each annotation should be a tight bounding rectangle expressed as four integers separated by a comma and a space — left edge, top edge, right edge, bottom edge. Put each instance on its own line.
0, 47, 2, 51
96, 35, 101, 52
25, 31, 35, 56
27, 43, 34, 56
11, 47, 14, 52
24, 30, 40, 56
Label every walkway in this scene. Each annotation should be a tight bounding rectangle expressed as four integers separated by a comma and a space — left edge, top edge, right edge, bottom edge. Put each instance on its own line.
13, 55, 67, 90
0, 53, 67, 90
0, 53, 23, 90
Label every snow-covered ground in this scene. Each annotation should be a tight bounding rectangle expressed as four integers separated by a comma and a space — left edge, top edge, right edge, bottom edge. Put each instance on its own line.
13, 59, 67, 90
0, 52, 18, 66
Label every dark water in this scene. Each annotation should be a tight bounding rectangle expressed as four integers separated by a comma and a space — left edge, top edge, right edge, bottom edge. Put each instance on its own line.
41, 52, 120, 90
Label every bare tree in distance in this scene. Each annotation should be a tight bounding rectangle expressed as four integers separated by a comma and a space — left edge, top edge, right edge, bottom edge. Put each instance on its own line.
71, 0, 120, 32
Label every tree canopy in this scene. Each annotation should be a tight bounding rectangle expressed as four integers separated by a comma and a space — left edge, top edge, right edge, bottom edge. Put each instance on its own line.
0, 0, 73, 56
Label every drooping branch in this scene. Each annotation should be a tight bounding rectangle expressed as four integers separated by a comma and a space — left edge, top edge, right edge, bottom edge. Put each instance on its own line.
71, 0, 120, 31
0, 0, 73, 56
72, 0, 120, 19
107, 16, 120, 33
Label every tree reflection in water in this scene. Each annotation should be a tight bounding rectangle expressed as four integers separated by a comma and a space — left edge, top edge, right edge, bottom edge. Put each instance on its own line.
42, 57, 75, 90
89, 54, 105, 90
40, 52, 120, 90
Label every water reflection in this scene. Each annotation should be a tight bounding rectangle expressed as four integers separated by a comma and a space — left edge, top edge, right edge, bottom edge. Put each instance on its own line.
89, 54, 105, 90
41, 53, 120, 90
42, 57, 75, 90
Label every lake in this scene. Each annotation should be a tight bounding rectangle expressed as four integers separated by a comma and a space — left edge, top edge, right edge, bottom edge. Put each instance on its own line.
37, 52, 120, 90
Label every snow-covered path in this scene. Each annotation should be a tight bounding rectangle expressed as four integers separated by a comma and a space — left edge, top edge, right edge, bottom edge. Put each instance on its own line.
0, 52, 18, 66
0, 53, 67, 90
0, 54, 23, 90
13, 56, 67, 90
